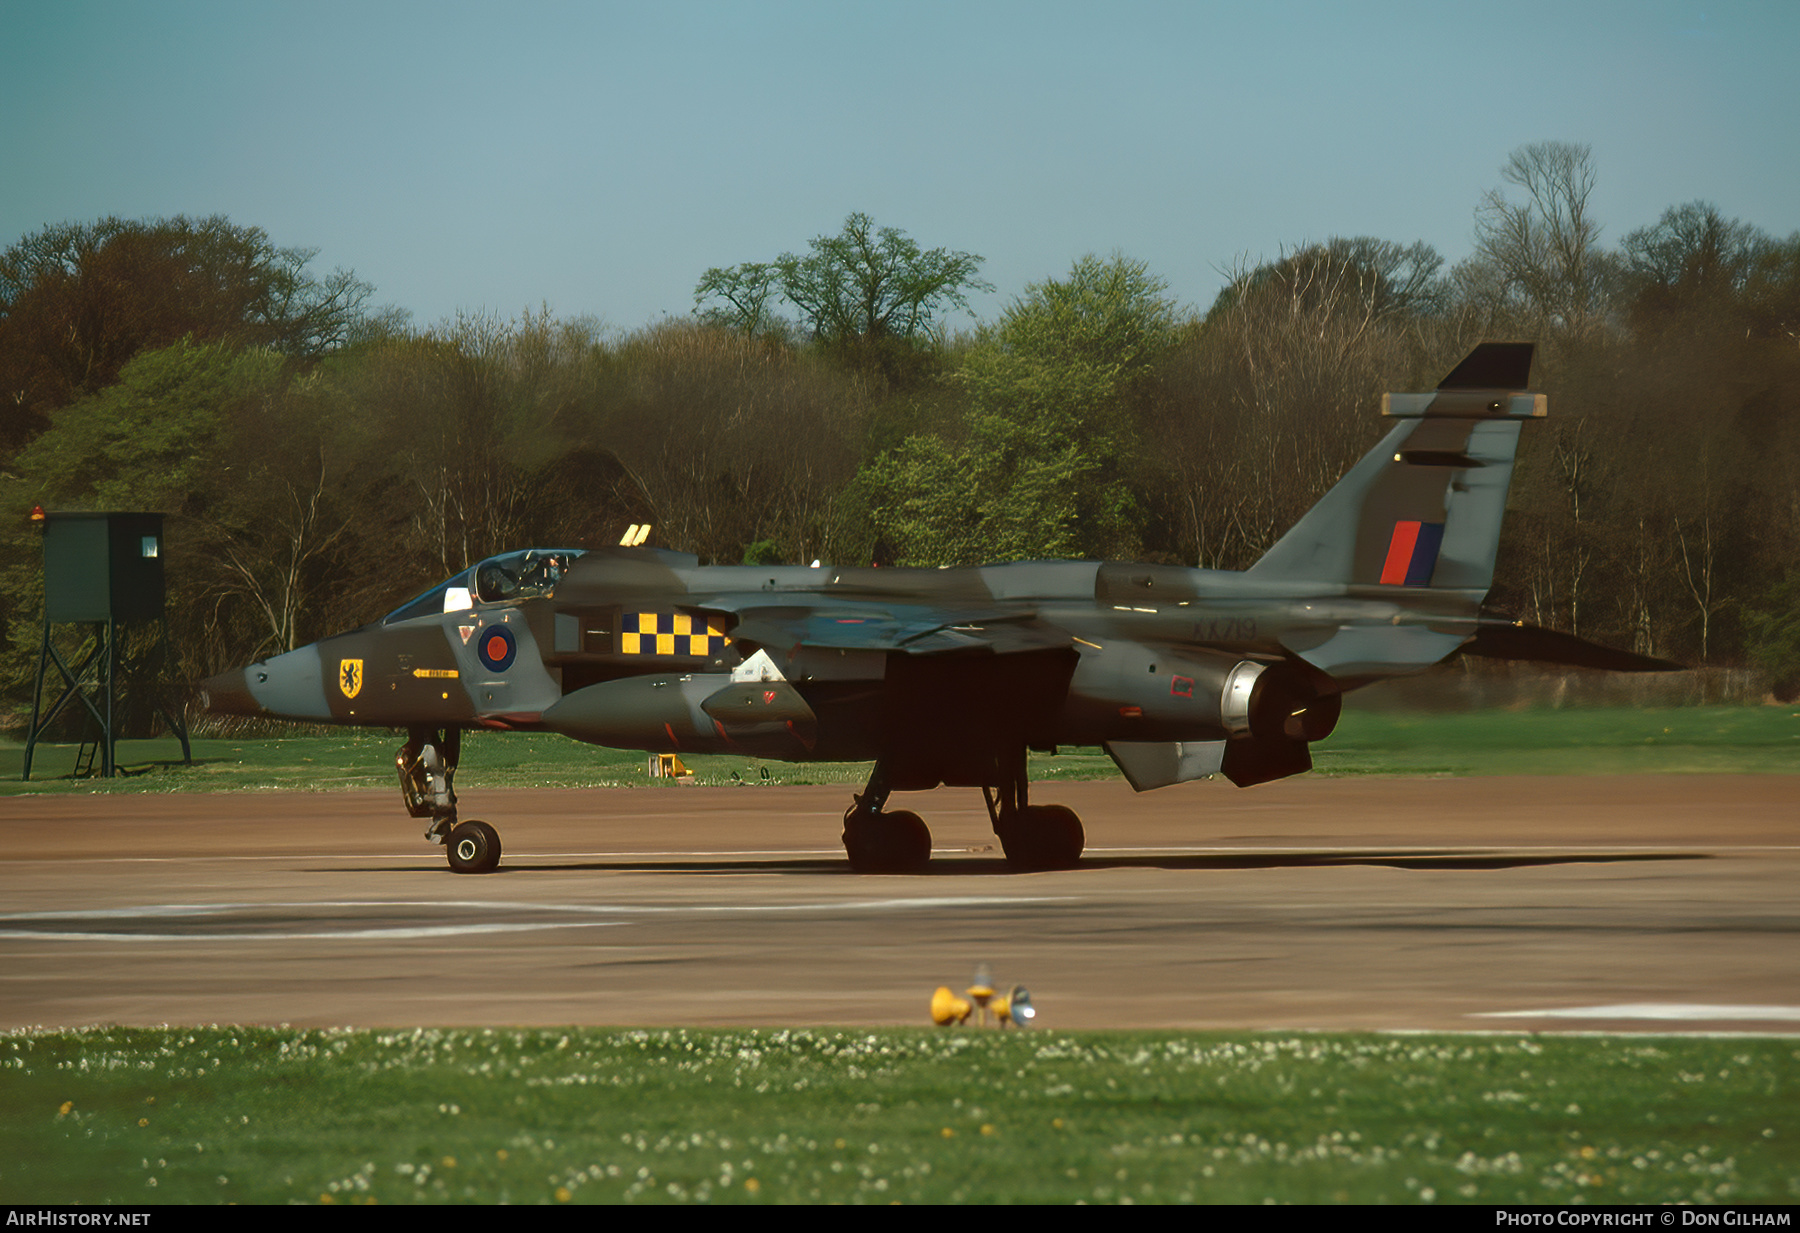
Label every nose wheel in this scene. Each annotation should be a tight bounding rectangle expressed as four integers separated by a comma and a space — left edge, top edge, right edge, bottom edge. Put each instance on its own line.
446, 820, 502, 874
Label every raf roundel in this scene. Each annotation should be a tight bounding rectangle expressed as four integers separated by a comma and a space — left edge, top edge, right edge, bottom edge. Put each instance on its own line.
477, 624, 517, 672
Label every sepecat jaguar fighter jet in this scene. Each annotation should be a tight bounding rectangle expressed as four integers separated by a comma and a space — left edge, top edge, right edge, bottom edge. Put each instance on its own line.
202, 343, 1673, 874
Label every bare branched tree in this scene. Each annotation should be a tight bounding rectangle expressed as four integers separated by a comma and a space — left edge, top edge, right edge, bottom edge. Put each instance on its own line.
1156, 242, 1424, 568
1471, 142, 1607, 337
597, 322, 866, 564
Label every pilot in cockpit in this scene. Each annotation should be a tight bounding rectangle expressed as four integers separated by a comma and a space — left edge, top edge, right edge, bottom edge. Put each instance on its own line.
477, 550, 575, 603
519, 552, 567, 593
476, 560, 520, 602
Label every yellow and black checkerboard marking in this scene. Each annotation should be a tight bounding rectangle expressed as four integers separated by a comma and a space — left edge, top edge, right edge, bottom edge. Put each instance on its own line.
618, 611, 731, 658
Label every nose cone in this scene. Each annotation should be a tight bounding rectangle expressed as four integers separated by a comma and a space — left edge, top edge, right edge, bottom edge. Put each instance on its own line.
200, 667, 262, 717
200, 644, 333, 721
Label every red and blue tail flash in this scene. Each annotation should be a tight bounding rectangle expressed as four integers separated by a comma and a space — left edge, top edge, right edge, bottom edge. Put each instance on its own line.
1379, 521, 1444, 587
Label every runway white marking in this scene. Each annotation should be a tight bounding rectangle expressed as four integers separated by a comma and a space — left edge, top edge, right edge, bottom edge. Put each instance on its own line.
515, 849, 847, 857
6, 922, 628, 943
3, 849, 845, 864
0, 895, 1067, 919
1080, 845, 1785, 853
0, 895, 1074, 941
1475, 1003, 1800, 1022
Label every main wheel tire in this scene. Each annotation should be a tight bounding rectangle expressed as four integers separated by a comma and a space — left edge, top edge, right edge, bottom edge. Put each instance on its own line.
842, 809, 932, 873
446, 819, 502, 874
997, 804, 1084, 871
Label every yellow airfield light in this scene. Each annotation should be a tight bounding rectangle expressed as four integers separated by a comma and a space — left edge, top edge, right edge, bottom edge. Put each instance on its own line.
967, 962, 996, 1025
930, 986, 973, 1026
993, 986, 1036, 1028
931, 965, 1036, 1027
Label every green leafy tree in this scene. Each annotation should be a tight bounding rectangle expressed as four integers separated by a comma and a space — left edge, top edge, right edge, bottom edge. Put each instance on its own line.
866, 418, 1093, 565
866, 255, 1178, 564
0, 215, 371, 453
1, 339, 300, 693
695, 213, 991, 371
773, 212, 990, 344
8, 338, 286, 514
1745, 569, 1800, 701
692, 262, 784, 338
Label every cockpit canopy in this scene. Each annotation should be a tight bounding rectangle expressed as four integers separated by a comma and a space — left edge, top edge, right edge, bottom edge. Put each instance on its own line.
473, 548, 583, 602
384, 548, 586, 624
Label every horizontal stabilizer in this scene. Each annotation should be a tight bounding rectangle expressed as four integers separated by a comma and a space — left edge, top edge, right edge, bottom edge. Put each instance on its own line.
1465, 622, 1683, 672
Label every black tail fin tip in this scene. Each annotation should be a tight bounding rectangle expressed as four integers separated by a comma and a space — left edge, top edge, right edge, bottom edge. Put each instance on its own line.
1438, 342, 1534, 390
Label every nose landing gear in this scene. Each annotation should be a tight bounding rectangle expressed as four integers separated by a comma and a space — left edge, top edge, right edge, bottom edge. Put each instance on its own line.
399, 727, 502, 873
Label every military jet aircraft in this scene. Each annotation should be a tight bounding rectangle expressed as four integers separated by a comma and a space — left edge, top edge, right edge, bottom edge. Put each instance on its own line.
202, 343, 1673, 874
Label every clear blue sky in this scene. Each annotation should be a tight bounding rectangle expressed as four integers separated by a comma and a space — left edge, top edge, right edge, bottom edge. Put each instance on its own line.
3, 0, 1794, 333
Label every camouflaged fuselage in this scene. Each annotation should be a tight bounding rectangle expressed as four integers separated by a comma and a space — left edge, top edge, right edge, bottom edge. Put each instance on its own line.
203, 552, 1485, 765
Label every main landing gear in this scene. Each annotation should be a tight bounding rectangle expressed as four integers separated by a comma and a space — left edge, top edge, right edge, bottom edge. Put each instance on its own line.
398, 726, 502, 874
982, 746, 1085, 871
840, 749, 1086, 874
842, 761, 932, 873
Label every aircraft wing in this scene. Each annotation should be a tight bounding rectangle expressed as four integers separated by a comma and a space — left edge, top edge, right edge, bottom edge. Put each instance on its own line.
704, 600, 1071, 657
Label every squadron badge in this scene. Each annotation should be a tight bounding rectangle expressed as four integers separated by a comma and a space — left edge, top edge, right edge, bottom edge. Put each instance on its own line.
339, 658, 363, 699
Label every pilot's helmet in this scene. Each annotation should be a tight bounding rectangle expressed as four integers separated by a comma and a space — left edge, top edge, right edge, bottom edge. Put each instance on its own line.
477, 562, 517, 599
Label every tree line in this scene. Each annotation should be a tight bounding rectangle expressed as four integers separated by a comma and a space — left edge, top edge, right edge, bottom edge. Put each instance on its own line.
3, 142, 1798, 718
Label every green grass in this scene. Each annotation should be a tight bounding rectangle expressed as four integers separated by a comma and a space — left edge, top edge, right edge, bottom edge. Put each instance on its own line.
2, 1026, 1793, 1204
0, 731, 873, 797
1310, 704, 1800, 777
2, 704, 1796, 796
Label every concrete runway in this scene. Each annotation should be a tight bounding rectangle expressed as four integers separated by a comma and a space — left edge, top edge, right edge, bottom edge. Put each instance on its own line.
2, 775, 1796, 1033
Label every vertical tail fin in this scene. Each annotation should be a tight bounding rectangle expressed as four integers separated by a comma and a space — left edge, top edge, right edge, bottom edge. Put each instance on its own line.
1245, 343, 1544, 595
